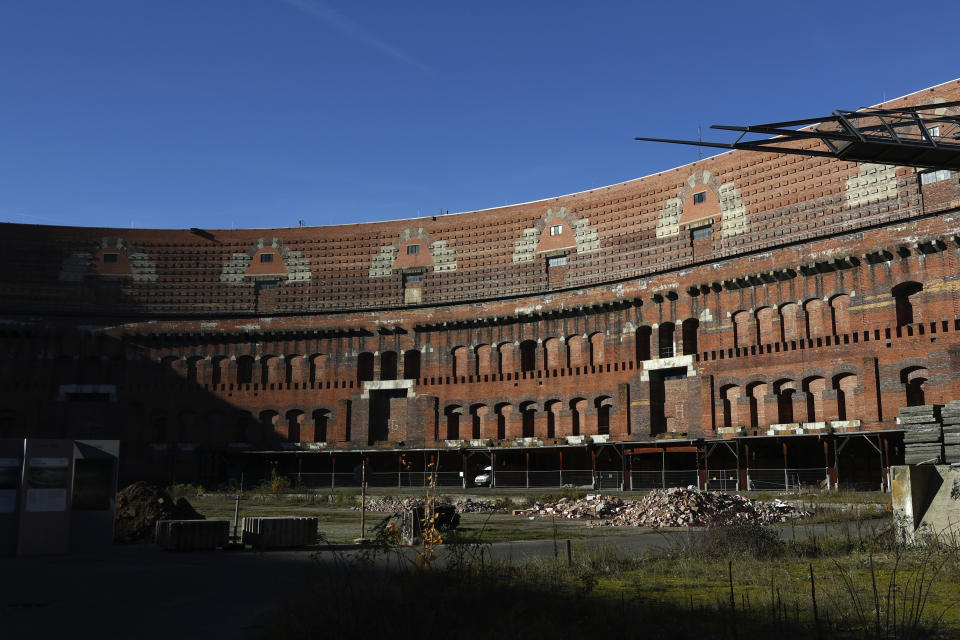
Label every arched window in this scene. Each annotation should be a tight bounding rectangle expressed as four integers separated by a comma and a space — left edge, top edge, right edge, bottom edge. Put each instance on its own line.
519, 340, 537, 372
444, 405, 463, 440
236, 356, 254, 384
595, 396, 612, 435
312, 409, 330, 442
658, 323, 675, 358
589, 332, 605, 365
403, 349, 421, 380
830, 294, 851, 335
636, 326, 652, 361
451, 346, 469, 378
681, 318, 699, 355
732, 311, 751, 349
756, 307, 777, 346
286, 410, 303, 443
357, 352, 374, 382
380, 351, 398, 380
892, 282, 922, 327
520, 401, 536, 438
901, 366, 929, 407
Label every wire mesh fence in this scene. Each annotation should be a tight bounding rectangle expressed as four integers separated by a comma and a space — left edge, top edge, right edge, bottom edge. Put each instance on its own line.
630, 469, 699, 490
747, 468, 829, 491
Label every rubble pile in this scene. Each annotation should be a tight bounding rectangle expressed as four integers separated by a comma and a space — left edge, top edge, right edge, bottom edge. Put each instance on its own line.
360, 496, 501, 514
360, 497, 426, 512
517, 494, 627, 519
599, 488, 805, 528
515, 489, 808, 528
114, 481, 205, 543
452, 498, 501, 513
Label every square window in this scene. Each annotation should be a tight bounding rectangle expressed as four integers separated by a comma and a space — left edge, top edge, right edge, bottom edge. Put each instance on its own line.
691, 225, 713, 241
260, 253, 273, 263
549, 224, 563, 236
693, 191, 706, 205
927, 126, 940, 138
102, 253, 119, 263
407, 245, 419, 255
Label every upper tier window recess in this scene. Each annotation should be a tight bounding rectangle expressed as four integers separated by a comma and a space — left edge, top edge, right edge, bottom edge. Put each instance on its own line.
921, 169, 952, 185
693, 191, 706, 205
260, 253, 274, 263
549, 224, 563, 236
407, 245, 419, 254
103, 253, 119, 263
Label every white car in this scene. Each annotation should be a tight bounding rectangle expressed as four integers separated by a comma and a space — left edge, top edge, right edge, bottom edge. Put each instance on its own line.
473, 466, 492, 486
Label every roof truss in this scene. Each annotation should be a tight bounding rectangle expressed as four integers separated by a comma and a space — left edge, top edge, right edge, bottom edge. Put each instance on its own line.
636, 100, 960, 172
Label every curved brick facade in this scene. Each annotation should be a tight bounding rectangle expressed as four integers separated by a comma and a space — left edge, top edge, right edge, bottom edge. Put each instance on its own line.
3, 81, 960, 488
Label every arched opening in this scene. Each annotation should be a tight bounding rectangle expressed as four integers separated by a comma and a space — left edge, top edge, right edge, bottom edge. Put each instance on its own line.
595, 396, 612, 435
236, 356, 254, 384
544, 400, 560, 439
773, 379, 796, 423
589, 332, 605, 365
636, 326, 652, 361
283, 355, 299, 384
830, 294, 851, 335
312, 409, 330, 442
901, 366, 929, 406
658, 322, 675, 358
681, 318, 699, 355
756, 307, 776, 346
259, 410, 279, 443
720, 385, 738, 429
260, 355, 277, 386
403, 349, 421, 379
779, 303, 800, 343
570, 398, 586, 436
444, 405, 463, 440
380, 351, 398, 380
309, 354, 326, 383
833, 373, 857, 421
520, 401, 536, 438
732, 311, 751, 349
495, 403, 510, 440
567, 335, 584, 367
211, 356, 226, 386
470, 404, 486, 439
803, 376, 826, 423
745, 381, 765, 428
452, 346, 469, 378
519, 340, 537, 372
892, 282, 923, 327
475, 344, 492, 375
804, 299, 827, 339
498, 342, 514, 373
357, 352, 374, 382
186, 356, 202, 383
543, 338, 561, 370
286, 410, 303, 443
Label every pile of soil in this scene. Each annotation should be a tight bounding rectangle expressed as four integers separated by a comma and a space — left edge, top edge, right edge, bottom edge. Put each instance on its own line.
114, 482, 205, 543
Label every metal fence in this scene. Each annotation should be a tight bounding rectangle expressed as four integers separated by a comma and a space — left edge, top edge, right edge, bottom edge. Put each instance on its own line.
630, 469, 699, 490
704, 469, 739, 492
746, 468, 829, 491
289, 467, 831, 491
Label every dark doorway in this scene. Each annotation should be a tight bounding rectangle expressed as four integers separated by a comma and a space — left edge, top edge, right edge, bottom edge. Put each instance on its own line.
368, 389, 406, 444
649, 367, 685, 436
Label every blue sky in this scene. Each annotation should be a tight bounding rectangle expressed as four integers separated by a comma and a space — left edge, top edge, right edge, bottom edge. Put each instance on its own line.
1, 1, 958, 230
